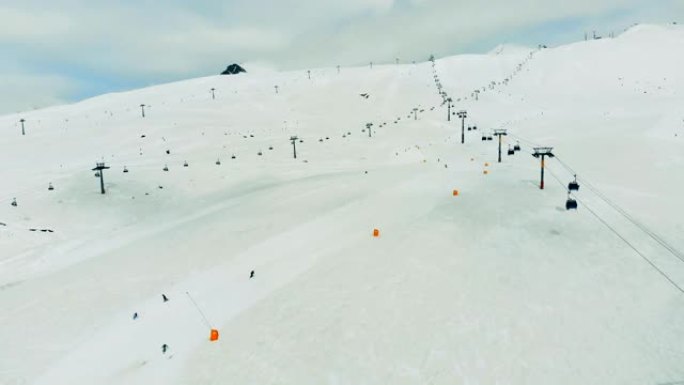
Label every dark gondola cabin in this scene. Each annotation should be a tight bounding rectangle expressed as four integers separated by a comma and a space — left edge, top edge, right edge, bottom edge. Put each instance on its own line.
566, 198, 578, 210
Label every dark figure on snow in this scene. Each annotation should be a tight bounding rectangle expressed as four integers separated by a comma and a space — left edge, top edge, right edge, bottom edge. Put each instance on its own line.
162, 294, 169, 302
162, 344, 168, 354
132, 312, 138, 320
250, 270, 255, 279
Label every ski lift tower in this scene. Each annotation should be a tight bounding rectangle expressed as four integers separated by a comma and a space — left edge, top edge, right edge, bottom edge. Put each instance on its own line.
290, 136, 298, 159
493, 129, 508, 163
457, 110, 467, 144
532, 147, 554, 190
366, 123, 373, 137
92, 162, 111, 194
447, 98, 452, 122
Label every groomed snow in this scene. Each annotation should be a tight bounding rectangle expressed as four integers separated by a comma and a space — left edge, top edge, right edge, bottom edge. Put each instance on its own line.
1, 23, 683, 385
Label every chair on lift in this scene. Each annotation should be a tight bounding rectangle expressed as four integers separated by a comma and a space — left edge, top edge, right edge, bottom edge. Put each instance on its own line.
566, 192, 578, 210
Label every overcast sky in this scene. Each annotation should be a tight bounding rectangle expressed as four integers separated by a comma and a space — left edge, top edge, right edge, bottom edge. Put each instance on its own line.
0, 0, 681, 114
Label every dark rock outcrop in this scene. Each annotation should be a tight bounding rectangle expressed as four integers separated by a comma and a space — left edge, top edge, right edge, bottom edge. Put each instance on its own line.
221, 64, 246, 75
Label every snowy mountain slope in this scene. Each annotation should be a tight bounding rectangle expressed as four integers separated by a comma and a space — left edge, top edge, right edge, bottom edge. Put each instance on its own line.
1, 23, 684, 385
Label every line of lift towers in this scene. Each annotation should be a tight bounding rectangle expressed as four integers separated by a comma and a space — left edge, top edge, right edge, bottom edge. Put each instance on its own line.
447, 107, 579, 210
80, 85, 578, 212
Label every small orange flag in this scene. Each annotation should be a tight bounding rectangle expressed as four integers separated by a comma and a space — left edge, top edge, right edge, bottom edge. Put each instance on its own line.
210, 329, 219, 341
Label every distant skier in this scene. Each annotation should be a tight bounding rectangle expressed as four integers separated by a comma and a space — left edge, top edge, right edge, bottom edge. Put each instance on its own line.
162, 294, 169, 302
162, 344, 168, 354
132, 312, 139, 320
250, 270, 255, 279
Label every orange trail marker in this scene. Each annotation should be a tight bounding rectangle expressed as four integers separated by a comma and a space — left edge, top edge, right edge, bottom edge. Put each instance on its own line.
210, 329, 219, 341
452, 190, 460, 196
373, 229, 380, 237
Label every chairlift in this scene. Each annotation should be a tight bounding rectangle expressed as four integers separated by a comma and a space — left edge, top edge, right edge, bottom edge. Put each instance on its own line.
11, 198, 17, 207
467, 126, 472, 131
163, 165, 169, 171
216, 159, 221, 165
258, 151, 263, 156
486, 136, 493, 141
514, 142, 521, 151
184, 161, 189, 167
481, 135, 487, 141
231, 154, 236, 159
568, 175, 580, 191
507, 146, 515, 155
123, 166, 129, 173
48, 183, 55, 191
566, 194, 578, 210
472, 125, 478, 130
94, 172, 100, 177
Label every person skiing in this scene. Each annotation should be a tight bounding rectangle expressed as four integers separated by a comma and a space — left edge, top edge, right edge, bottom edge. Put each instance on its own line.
162, 344, 168, 354
162, 294, 169, 302
250, 270, 255, 279
132, 312, 139, 320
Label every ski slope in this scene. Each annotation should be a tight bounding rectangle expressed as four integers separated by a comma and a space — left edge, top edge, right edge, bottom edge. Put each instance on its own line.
1, 23, 684, 385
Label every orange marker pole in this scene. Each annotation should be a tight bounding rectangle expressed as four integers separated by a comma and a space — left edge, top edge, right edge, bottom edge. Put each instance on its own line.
210, 329, 219, 341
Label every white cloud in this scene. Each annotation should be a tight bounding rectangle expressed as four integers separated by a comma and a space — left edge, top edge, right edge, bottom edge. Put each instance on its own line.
0, 6, 72, 41
0, 72, 76, 114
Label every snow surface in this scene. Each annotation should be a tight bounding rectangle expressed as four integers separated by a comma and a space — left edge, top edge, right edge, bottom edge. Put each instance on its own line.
1, 23, 684, 385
